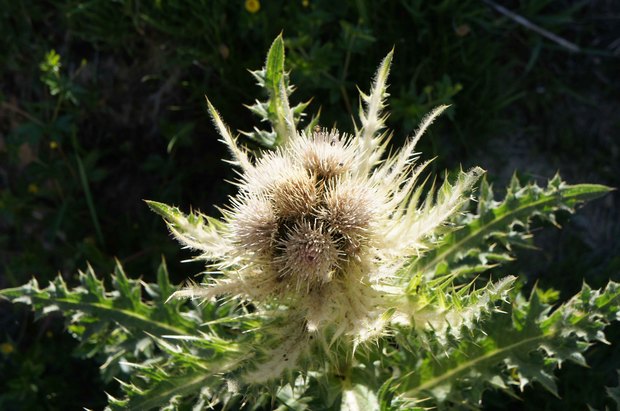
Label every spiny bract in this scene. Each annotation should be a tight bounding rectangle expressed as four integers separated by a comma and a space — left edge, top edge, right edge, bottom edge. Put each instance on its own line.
148, 48, 483, 382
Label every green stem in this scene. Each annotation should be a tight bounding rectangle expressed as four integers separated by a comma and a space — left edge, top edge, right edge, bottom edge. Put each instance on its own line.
71, 127, 105, 246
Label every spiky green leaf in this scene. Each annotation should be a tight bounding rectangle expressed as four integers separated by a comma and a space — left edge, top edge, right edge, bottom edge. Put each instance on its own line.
242, 34, 314, 147
394, 281, 620, 409
408, 174, 613, 289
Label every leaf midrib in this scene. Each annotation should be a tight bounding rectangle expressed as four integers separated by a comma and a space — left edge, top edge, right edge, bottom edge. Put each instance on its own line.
27, 295, 188, 336
402, 282, 619, 399
410, 189, 575, 283
402, 333, 547, 398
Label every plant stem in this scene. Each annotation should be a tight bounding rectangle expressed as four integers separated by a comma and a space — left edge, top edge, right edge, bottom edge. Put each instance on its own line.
71, 127, 105, 246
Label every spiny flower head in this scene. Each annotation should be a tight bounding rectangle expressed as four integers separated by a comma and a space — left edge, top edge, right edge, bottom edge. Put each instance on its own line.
148, 42, 483, 382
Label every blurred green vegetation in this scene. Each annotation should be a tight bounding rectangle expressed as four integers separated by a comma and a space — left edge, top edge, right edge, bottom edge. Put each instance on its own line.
1, 0, 618, 409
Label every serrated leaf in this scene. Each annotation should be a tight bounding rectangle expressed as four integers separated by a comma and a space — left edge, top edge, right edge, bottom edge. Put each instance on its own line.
1, 269, 189, 337
145, 200, 228, 260
355, 49, 393, 176
395, 281, 620, 409
407, 175, 613, 288
115, 372, 214, 411
241, 34, 310, 148
0, 259, 201, 385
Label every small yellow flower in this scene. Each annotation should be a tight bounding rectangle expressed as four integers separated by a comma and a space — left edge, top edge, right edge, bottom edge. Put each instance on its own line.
302, 0, 310, 7
245, 0, 260, 13
28, 183, 39, 194
0, 342, 15, 355
50, 141, 59, 150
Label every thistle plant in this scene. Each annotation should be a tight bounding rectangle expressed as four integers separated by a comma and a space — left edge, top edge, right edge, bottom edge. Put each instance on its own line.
148, 58, 484, 380
1, 35, 618, 410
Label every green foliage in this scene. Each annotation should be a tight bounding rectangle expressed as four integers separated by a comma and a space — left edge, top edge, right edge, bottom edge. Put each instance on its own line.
408, 173, 613, 288
243, 34, 317, 147
1, 1, 618, 410
1, 260, 193, 381
0, 258, 273, 410
2, 173, 615, 410
394, 281, 620, 408
2, 0, 615, 288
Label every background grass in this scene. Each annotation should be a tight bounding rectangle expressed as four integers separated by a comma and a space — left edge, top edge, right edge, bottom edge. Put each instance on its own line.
1, 0, 618, 409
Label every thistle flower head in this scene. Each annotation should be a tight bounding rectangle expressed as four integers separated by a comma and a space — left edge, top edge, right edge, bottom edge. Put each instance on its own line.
275, 220, 339, 291
149, 45, 483, 382
222, 129, 386, 303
